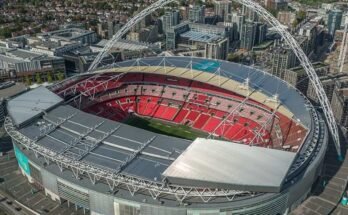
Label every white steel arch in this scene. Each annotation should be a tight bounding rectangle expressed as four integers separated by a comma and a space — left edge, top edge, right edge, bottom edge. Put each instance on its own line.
88, 0, 341, 158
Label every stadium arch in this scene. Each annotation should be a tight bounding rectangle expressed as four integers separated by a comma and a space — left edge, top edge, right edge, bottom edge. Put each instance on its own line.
88, 0, 341, 158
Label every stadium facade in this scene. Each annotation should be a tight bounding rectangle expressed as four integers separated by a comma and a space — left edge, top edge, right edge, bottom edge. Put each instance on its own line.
5, 57, 328, 215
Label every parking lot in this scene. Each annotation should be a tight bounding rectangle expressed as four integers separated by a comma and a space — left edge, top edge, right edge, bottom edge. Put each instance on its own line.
0, 151, 85, 215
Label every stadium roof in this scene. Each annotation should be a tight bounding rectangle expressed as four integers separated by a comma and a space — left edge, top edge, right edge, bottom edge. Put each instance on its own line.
98, 57, 312, 128
16, 102, 297, 194
19, 105, 191, 181
163, 138, 296, 193
7, 87, 63, 127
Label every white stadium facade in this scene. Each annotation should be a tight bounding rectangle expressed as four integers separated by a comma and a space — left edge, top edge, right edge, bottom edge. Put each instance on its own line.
4, 0, 342, 214
5, 57, 328, 215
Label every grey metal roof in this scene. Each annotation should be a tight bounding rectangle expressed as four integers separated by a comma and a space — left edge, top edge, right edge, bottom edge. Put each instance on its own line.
7, 87, 63, 127
180, 31, 223, 43
0, 82, 26, 100
19, 104, 191, 182
162, 138, 296, 192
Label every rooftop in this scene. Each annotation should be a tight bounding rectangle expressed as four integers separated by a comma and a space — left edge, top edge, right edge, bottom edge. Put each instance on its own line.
95, 39, 159, 51
291, 62, 328, 75
39, 28, 94, 40
180, 31, 223, 43
19, 104, 191, 182
7, 87, 63, 127
163, 138, 296, 192
0, 82, 27, 100
300, 22, 317, 31
0, 48, 62, 62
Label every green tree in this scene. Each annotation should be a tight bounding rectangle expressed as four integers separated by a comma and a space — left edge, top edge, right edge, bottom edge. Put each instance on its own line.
0, 27, 12, 39
296, 10, 307, 23
57, 71, 65, 81
227, 53, 240, 63
25, 75, 32, 86
47, 71, 53, 83
35, 73, 42, 84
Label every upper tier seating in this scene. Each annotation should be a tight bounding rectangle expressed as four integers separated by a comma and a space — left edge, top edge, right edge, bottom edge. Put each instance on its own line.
77, 73, 306, 150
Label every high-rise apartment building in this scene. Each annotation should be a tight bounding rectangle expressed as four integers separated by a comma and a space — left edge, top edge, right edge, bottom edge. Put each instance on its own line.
307, 73, 347, 105
240, 22, 257, 50
284, 62, 329, 95
328, 9, 343, 38
231, 12, 245, 41
242, 5, 258, 22
331, 75, 348, 132
162, 10, 180, 34
271, 46, 296, 78
214, 0, 232, 22
189, 5, 205, 24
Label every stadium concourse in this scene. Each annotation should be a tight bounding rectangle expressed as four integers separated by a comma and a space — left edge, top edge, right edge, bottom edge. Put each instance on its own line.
5, 57, 328, 215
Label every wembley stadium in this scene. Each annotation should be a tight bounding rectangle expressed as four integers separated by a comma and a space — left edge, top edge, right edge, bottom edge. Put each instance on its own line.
4, 57, 328, 215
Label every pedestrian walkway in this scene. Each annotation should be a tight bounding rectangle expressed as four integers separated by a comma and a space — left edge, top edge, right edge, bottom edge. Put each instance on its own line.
290, 140, 348, 215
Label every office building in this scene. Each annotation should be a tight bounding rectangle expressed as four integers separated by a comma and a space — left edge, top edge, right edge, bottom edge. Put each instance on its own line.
214, 0, 232, 22
299, 22, 318, 54
189, 5, 205, 24
231, 12, 245, 41
162, 10, 180, 34
38, 28, 98, 45
166, 23, 228, 59
284, 62, 329, 95
331, 75, 348, 132
29, 40, 82, 57
328, 9, 343, 38
307, 73, 348, 105
271, 45, 296, 78
256, 23, 267, 45
277, 11, 296, 27
240, 22, 257, 50
242, 5, 258, 22
0, 48, 65, 81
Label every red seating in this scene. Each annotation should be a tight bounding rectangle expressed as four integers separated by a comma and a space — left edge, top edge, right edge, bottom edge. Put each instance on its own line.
193, 114, 210, 129
202, 117, 221, 133
215, 124, 231, 136
154, 105, 167, 118
186, 111, 200, 122
174, 109, 189, 123
160, 107, 179, 120
77, 73, 307, 150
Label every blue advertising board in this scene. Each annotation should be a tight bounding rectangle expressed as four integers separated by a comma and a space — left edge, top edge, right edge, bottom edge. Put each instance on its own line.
13, 144, 31, 176
192, 60, 220, 73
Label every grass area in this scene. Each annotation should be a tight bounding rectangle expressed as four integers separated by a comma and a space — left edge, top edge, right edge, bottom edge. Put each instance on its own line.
297, 0, 336, 6
0, 208, 10, 215
124, 116, 207, 140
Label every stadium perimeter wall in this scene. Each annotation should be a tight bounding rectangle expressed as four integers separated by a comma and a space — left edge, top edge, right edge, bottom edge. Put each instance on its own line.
11, 119, 328, 215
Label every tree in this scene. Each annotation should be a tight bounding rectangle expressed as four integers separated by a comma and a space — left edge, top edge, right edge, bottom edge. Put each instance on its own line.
0, 27, 12, 39
47, 71, 53, 83
227, 53, 240, 63
57, 71, 65, 81
296, 10, 307, 23
292, 19, 298, 28
25, 75, 32, 86
35, 73, 42, 84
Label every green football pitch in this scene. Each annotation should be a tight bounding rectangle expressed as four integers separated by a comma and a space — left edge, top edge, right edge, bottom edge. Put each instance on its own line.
124, 117, 208, 140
